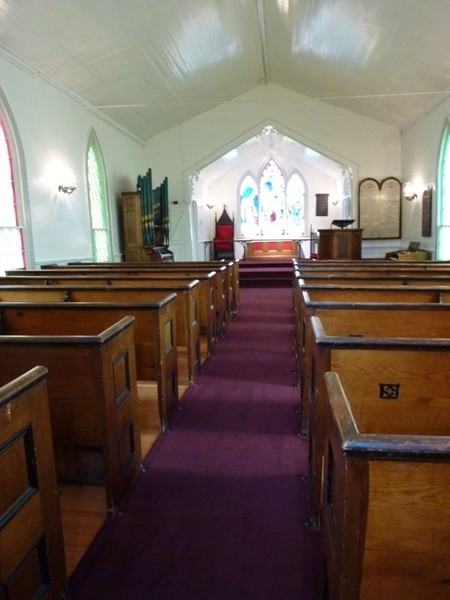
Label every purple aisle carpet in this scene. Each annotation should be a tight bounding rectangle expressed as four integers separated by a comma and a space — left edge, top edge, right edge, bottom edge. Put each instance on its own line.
68, 286, 322, 600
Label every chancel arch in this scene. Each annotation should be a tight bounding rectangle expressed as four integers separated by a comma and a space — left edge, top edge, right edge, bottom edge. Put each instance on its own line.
189, 124, 353, 260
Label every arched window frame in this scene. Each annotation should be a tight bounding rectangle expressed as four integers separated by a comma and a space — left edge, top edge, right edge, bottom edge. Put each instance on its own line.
285, 169, 308, 236
437, 121, 450, 260
0, 89, 33, 273
237, 171, 258, 238
238, 159, 308, 238
86, 131, 112, 262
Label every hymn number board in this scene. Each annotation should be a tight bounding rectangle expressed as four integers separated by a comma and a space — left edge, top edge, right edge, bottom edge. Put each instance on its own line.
358, 177, 401, 239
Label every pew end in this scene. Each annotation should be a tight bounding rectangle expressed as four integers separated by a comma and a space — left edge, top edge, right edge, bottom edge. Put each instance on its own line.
321, 371, 450, 600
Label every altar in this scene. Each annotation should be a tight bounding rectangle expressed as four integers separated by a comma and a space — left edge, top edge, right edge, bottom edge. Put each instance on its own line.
245, 239, 301, 260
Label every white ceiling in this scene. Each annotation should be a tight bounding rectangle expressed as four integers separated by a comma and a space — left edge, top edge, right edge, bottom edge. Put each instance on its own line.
1, 0, 450, 142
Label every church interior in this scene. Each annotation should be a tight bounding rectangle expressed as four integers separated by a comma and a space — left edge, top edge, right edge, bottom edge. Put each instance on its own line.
1, 1, 450, 599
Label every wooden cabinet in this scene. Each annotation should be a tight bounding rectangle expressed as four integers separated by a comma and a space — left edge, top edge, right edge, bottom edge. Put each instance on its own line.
122, 192, 150, 262
318, 228, 363, 260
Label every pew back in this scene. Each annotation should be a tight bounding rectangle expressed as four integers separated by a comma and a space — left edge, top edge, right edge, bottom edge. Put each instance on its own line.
0, 314, 142, 508
0, 298, 177, 431
0, 284, 200, 385
0, 366, 67, 599
307, 312, 450, 528
322, 371, 450, 600
0, 273, 216, 359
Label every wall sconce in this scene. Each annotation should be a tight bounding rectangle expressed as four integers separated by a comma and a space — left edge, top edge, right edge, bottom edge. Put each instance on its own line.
404, 182, 417, 201
58, 184, 76, 194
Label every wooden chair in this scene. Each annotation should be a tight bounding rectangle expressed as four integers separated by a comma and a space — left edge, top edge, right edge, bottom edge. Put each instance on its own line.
213, 207, 235, 260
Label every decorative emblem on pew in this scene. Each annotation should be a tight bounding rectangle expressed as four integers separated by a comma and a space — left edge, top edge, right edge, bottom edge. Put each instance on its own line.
379, 383, 400, 399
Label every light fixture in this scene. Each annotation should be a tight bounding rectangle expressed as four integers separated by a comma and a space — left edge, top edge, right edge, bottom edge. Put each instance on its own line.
404, 182, 417, 201
58, 184, 76, 194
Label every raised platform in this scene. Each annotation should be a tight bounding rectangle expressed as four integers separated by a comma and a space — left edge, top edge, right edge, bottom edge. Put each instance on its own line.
239, 259, 294, 287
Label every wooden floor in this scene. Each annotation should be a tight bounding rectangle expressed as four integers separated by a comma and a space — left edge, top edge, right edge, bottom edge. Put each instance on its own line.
60, 375, 190, 576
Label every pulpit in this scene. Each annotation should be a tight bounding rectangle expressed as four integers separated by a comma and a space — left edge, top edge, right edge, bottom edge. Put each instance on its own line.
318, 228, 363, 259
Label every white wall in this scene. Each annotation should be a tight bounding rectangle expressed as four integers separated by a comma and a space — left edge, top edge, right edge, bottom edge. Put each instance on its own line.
400, 97, 450, 258
1, 52, 146, 266
144, 84, 402, 259
2, 51, 410, 263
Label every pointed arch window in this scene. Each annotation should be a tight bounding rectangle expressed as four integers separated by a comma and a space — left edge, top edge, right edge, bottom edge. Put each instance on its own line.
437, 123, 450, 260
239, 159, 306, 237
86, 134, 112, 262
0, 116, 26, 273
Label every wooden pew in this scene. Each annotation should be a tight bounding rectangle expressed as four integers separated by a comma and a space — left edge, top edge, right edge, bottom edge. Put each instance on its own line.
0, 313, 142, 514
7, 264, 228, 339
293, 278, 450, 391
322, 371, 450, 600
0, 283, 200, 387
46, 259, 240, 316
306, 309, 450, 529
294, 278, 450, 426
0, 366, 67, 599
0, 296, 178, 432
3, 271, 217, 360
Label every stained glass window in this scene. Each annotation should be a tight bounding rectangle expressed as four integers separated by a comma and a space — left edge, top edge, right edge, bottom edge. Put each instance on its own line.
0, 117, 25, 274
87, 134, 112, 262
239, 160, 306, 237
437, 124, 450, 259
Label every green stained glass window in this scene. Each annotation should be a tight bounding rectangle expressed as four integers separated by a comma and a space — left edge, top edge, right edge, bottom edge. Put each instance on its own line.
87, 135, 112, 262
437, 124, 450, 260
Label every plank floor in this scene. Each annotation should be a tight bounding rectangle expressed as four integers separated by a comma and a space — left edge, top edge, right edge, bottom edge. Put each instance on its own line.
60, 377, 190, 576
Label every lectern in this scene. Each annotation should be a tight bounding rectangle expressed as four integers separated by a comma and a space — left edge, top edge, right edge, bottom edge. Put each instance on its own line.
318, 227, 363, 259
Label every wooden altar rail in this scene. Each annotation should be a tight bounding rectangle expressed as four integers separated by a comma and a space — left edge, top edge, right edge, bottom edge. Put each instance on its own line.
322, 371, 450, 600
0, 313, 142, 512
0, 367, 67, 600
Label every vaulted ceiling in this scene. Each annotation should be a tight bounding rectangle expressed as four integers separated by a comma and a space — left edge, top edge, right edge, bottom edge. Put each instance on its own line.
1, 0, 450, 142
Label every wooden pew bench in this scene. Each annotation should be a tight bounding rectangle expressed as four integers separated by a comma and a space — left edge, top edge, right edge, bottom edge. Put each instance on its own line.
0, 296, 178, 432
45, 259, 240, 317
295, 279, 450, 424
322, 371, 450, 600
0, 366, 67, 599
0, 313, 142, 514
294, 270, 450, 286
0, 283, 200, 387
7, 264, 228, 341
2, 272, 217, 361
307, 310, 450, 529
293, 277, 450, 392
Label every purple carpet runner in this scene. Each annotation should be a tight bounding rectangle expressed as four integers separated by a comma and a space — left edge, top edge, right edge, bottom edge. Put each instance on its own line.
68, 286, 322, 599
